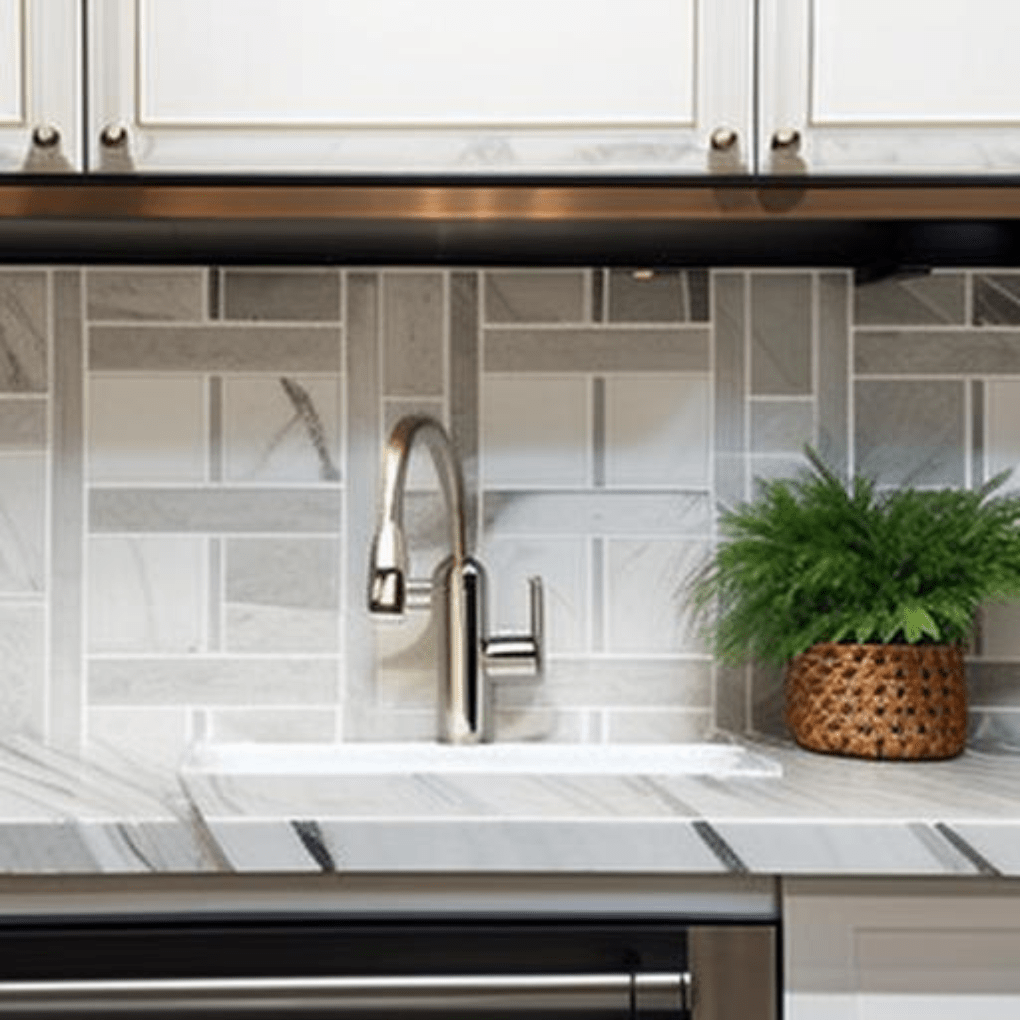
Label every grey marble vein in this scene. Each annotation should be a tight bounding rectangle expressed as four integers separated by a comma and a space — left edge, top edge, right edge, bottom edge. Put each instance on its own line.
0, 273, 47, 392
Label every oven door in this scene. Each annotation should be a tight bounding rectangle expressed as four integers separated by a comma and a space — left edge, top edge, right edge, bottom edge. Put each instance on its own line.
0, 916, 776, 1019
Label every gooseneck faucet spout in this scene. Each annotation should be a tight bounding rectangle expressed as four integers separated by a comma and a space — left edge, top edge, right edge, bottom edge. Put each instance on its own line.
367, 415, 543, 745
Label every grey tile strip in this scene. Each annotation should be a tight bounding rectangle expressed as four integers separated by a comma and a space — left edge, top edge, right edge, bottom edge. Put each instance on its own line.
208, 376, 222, 483
207, 269, 220, 321
933, 822, 1002, 876
750, 274, 813, 395
343, 273, 382, 725
89, 488, 343, 534
449, 273, 479, 547
855, 330, 1020, 375
713, 274, 745, 456
971, 378, 985, 488
483, 490, 712, 537
279, 377, 341, 482
692, 820, 749, 873
485, 327, 710, 373
49, 270, 84, 751
0, 399, 47, 451
817, 273, 850, 480
207, 538, 222, 653
591, 377, 606, 488
383, 273, 444, 397
591, 269, 605, 323
90, 325, 343, 372
292, 821, 336, 872
591, 537, 605, 653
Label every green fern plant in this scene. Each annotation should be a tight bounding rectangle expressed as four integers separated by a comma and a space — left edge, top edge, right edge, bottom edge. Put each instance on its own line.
689, 447, 1020, 667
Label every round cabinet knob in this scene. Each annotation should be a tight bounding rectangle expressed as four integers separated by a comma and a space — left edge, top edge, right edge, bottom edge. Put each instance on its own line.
771, 128, 802, 151
710, 127, 739, 152
100, 124, 129, 148
31, 125, 61, 149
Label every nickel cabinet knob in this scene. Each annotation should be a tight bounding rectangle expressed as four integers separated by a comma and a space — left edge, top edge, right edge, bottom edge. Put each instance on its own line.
771, 128, 802, 150
31, 125, 61, 149
100, 124, 129, 148
710, 127, 739, 152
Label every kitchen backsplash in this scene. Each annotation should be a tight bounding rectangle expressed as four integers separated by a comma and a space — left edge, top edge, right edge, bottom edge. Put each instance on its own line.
1, 266, 1019, 766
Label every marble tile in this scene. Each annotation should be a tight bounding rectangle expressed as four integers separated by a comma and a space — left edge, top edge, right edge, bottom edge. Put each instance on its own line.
88, 375, 207, 483
485, 271, 586, 324
855, 329, 1020, 375
973, 273, 1020, 325
86, 269, 205, 322
606, 539, 711, 654
0, 604, 45, 737
50, 271, 84, 751
817, 272, 850, 481
449, 273, 481, 547
86, 708, 191, 771
90, 325, 342, 372
713, 273, 746, 458
0, 400, 46, 451
604, 375, 710, 487
966, 710, 1020, 754
750, 455, 810, 497
223, 270, 341, 321
854, 379, 966, 487
498, 658, 712, 709
714, 453, 747, 515
209, 708, 338, 743
972, 379, 985, 487
984, 379, 1020, 493
223, 375, 342, 483
977, 600, 1020, 660
750, 661, 787, 739
750, 400, 815, 455
591, 270, 605, 322
750, 274, 812, 396
481, 536, 589, 655
485, 327, 710, 372
484, 491, 712, 537
383, 273, 444, 397
89, 658, 338, 705
481, 375, 590, 488
88, 536, 205, 654
968, 661, 1020, 707
854, 272, 965, 325
224, 537, 340, 654
715, 662, 749, 734
344, 707, 439, 743
0, 455, 46, 593
604, 709, 713, 743
608, 269, 709, 323
493, 707, 587, 743
89, 488, 342, 535
0, 272, 47, 393
373, 609, 440, 709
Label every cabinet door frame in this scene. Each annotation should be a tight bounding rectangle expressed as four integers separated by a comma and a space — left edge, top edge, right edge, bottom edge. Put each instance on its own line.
760, 0, 1020, 176
88, 0, 754, 176
0, 0, 81, 172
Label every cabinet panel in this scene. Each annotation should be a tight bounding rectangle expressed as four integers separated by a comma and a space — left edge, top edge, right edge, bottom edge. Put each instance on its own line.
89, 0, 753, 175
761, 0, 1020, 174
0, 0, 81, 172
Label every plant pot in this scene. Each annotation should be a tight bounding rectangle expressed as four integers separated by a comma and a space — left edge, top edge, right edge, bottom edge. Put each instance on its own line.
785, 642, 967, 761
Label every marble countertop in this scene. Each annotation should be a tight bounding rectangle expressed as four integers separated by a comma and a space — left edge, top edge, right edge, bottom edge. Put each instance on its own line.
2, 735, 1020, 877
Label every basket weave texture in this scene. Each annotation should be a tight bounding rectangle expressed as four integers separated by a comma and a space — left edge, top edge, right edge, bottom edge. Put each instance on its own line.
785, 642, 967, 760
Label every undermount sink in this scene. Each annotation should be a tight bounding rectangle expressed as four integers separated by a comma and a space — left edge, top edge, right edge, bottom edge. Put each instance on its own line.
181, 741, 782, 779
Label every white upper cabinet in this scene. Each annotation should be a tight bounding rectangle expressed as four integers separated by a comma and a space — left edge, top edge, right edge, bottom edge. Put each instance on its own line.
761, 0, 1020, 175
0, 0, 81, 172
87, 0, 754, 175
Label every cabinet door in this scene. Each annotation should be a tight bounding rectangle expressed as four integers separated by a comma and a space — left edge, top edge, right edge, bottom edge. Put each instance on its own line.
761, 0, 1020, 175
0, 0, 81, 172
88, 0, 753, 175
785, 878, 1020, 1020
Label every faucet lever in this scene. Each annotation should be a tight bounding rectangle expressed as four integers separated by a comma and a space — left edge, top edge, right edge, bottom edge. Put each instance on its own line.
484, 576, 544, 680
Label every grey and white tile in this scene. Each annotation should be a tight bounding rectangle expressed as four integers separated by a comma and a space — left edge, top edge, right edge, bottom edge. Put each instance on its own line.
817, 272, 850, 480
855, 330, 1020, 375
0, 400, 46, 451
209, 708, 338, 743
749, 400, 815, 456
0, 272, 47, 393
984, 378, 1020, 492
750, 274, 812, 396
607, 269, 709, 323
223, 270, 341, 322
223, 375, 342, 483
485, 271, 587, 324
86, 269, 206, 322
0, 455, 46, 593
0, 604, 45, 737
854, 379, 966, 487
224, 537, 340, 653
973, 273, 1020, 325
86, 708, 192, 772
855, 271, 965, 326
604, 709, 713, 744
383, 273, 445, 397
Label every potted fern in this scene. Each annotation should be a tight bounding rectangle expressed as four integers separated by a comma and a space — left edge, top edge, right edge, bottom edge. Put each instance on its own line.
690, 448, 1020, 760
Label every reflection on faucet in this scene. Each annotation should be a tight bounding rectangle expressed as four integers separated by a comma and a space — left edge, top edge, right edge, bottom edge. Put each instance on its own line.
368, 415, 543, 745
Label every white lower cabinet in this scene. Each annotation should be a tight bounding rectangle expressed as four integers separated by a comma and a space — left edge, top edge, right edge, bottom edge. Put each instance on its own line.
784, 879, 1020, 1019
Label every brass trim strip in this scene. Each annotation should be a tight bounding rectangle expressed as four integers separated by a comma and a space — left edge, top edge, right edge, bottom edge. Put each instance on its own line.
4, 184, 1020, 221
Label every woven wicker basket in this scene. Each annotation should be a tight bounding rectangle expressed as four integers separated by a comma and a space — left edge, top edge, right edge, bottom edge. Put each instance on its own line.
785, 642, 967, 761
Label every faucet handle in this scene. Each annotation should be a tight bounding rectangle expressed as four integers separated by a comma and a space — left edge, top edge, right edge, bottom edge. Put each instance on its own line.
484, 576, 544, 680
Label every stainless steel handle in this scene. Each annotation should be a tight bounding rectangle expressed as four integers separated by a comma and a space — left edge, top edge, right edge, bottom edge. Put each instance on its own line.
770, 128, 801, 150
0, 970, 690, 1015
485, 575, 544, 680
709, 127, 738, 152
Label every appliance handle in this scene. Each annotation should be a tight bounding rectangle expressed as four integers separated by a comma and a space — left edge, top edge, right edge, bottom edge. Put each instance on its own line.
0, 971, 691, 1015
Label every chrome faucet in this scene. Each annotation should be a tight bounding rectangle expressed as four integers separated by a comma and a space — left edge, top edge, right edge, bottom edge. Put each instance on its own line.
368, 415, 543, 744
